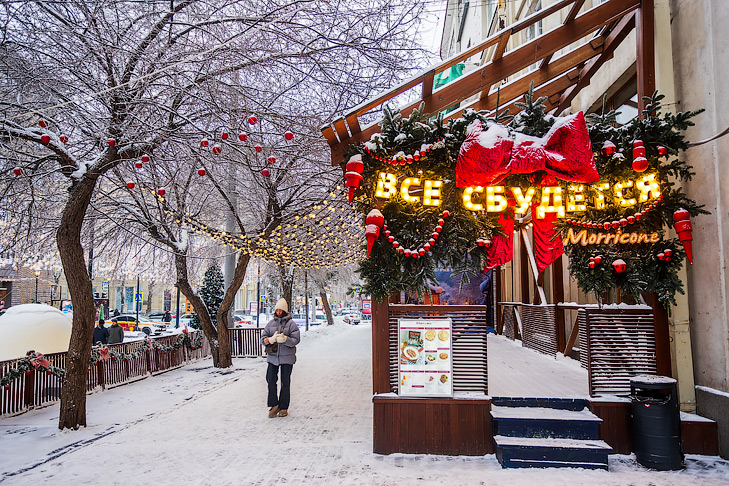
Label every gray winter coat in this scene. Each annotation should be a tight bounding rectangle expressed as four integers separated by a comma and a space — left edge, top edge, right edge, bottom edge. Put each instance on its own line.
108, 323, 124, 344
260, 314, 300, 365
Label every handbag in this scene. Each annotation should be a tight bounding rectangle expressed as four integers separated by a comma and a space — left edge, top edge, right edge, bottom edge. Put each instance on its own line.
265, 342, 278, 354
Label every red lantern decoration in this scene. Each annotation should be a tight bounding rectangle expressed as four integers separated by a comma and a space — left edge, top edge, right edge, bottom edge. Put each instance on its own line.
141, 154, 150, 163
365, 209, 385, 258
262, 169, 270, 177
197, 168, 206, 176
40, 134, 51, 144
126, 182, 135, 189
284, 131, 294, 141
38, 119, 48, 128
345, 155, 364, 203
13, 167, 22, 176
221, 132, 229, 140
632, 156, 649, 172
248, 115, 258, 125
424, 243, 431, 251
589, 261, 596, 269
200, 139, 209, 147
268, 156, 276, 164
108, 138, 116, 147
602, 140, 616, 157
134, 161, 143, 169
238, 132, 248, 141
212, 145, 222, 155
594, 255, 603, 264
673, 208, 694, 264
59, 135, 68, 144
657, 145, 668, 156
388, 236, 394, 243
157, 189, 166, 196
255, 144, 263, 153
612, 259, 627, 274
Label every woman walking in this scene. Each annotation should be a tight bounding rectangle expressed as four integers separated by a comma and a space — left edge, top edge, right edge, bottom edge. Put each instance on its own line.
261, 298, 300, 418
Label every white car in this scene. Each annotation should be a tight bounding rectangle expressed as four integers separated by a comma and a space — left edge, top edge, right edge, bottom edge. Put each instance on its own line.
343, 313, 360, 324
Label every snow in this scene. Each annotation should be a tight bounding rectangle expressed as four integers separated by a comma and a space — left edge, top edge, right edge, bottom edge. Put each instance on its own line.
630, 375, 677, 385
696, 385, 729, 400
493, 435, 612, 450
173, 228, 189, 253
348, 154, 362, 163
363, 141, 377, 151
558, 302, 653, 310
490, 406, 601, 421
2, 320, 728, 485
393, 133, 407, 142
0, 304, 72, 360
681, 412, 716, 423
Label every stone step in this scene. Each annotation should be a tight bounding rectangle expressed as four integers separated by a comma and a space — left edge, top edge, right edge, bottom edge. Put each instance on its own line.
491, 406, 602, 440
491, 397, 587, 411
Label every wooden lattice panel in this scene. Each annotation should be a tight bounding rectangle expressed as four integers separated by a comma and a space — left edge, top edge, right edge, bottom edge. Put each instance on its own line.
578, 309, 588, 369
520, 305, 558, 357
584, 308, 656, 396
388, 305, 488, 394
502, 305, 517, 341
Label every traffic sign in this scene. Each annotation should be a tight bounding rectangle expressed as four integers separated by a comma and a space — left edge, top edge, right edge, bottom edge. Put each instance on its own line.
260, 295, 267, 303
102, 280, 109, 291
135, 292, 143, 303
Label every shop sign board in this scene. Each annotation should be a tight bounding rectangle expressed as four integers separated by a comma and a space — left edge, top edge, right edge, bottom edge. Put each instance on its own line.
398, 318, 453, 397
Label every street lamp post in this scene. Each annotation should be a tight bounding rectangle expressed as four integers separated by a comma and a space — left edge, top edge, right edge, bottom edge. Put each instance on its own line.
34, 270, 40, 303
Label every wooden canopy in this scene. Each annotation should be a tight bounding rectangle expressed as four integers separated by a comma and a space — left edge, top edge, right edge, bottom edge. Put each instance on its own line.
321, 0, 655, 164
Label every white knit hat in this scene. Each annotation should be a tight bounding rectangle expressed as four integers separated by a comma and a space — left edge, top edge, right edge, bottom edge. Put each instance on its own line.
274, 298, 288, 313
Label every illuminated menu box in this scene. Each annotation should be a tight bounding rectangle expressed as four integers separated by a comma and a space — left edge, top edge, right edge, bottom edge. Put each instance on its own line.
398, 318, 453, 397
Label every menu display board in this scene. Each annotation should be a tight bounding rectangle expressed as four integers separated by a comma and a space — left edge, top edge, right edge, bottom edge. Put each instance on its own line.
397, 318, 453, 397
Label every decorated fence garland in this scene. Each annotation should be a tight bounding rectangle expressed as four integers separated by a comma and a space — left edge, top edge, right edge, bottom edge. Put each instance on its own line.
343, 89, 707, 307
1, 352, 65, 390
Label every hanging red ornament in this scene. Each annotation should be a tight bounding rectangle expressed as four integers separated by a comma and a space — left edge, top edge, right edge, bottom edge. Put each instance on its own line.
197, 168, 206, 176
589, 261, 596, 269
108, 138, 116, 147
627, 216, 635, 224
385, 230, 391, 237
248, 115, 258, 125
221, 132, 229, 140
438, 218, 445, 226
612, 259, 627, 273
673, 208, 693, 264
200, 139, 209, 147
40, 134, 51, 144
13, 167, 22, 176
388, 236, 394, 243
126, 182, 135, 189
664, 249, 673, 258
428, 238, 435, 246
397, 247, 404, 254
3, 384, 9, 390
365, 209, 384, 257
345, 154, 364, 204
59, 135, 68, 144
602, 140, 616, 157
157, 189, 166, 196
404, 249, 411, 257
141, 155, 150, 163
594, 255, 603, 264
477, 240, 484, 247
612, 221, 620, 229
483, 239, 492, 248
284, 131, 294, 141
418, 249, 426, 256
424, 243, 431, 251
255, 145, 263, 153
212, 145, 222, 155
658, 252, 666, 261
634, 212, 643, 221
620, 218, 628, 227
38, 119, 48, 128
435, 225, 443, 233
268, 156, 276, 164
432, 232, 439, 240
262, 168, 270, 177
238, 133, 248, 141
134, 161, 143, 169
603, 222, 611, 230
392, 241, 399, 248
406, 155, 413, 164
657, 145, 668, 156
413, 153, 420, 162
442, 210, 450, 218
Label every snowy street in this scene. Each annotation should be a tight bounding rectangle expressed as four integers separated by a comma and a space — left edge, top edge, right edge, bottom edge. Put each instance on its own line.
2, 321, 728, 485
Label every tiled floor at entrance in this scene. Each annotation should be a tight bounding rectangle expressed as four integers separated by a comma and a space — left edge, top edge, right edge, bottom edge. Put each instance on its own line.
488, 334, 589, 397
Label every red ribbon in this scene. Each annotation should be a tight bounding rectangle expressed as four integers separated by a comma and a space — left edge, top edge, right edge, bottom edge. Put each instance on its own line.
98, 347, 111, 362
460, 112, 598, 273
30, 353, 50, 370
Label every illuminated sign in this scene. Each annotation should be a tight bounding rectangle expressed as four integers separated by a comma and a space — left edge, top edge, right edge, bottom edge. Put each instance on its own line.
563, 228, 661, 246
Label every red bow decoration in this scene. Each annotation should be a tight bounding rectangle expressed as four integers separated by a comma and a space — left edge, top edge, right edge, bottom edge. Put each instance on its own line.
458, 112, 598, 273
98, 347, 111, 362
30, 353, 50, 370
456, 111, 598, 188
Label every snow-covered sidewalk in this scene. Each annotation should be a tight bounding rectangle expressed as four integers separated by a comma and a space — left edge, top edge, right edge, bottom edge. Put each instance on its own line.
1, 322, 728, 485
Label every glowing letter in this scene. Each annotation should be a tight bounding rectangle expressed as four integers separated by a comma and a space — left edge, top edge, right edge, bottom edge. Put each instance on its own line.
400, 177, 421, 204
636, 173, 661, 202
591, 182, 611, 209
423, 180, 442, 206
567, 185, 586, 212
512, 187, 536, 214
375, 172, 397, 199
486, 186, 508, 212
614, 180, 637, 207
463, 186, 484, 211
536, 186, 565, 219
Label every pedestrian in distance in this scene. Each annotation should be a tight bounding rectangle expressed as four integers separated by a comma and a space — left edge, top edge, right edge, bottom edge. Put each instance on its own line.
107, 319, 124, 344
93, 319, 109, 345
163, 310, 172, 324
261, 298, 300, 418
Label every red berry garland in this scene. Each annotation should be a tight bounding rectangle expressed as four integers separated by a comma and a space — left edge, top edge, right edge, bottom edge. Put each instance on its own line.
383, 210, 450, 259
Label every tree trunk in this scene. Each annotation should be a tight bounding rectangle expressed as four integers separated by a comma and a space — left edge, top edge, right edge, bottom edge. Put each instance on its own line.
173, 253, 222, 366
145, 281, 154, 315
216, 251, 250, 367
278, 265, 293, 311
319, 288, 334, 325
57, 177, 98, 430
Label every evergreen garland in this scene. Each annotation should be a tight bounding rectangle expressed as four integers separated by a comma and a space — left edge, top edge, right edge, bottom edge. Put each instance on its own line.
347, 88, 706, 308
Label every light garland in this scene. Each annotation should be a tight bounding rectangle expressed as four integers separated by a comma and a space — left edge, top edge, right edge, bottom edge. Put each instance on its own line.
565, 195, 664, 230
362, 137, 444, 166
383, 210, 450, 259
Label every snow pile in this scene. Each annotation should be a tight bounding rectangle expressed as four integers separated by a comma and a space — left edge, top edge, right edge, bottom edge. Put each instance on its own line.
0, 304, 72, 361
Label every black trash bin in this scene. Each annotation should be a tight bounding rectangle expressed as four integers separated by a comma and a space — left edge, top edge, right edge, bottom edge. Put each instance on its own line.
630, 375, 684, 470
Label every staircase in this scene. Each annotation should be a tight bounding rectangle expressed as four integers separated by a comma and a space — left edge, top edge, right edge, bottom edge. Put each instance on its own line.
491, 397, 612, 470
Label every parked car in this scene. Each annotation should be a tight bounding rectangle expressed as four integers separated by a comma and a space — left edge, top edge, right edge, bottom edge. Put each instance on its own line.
110, 314, 166, 335
343, 312, 360, 325
178, 313, 197, 327
290, 314, 308, 327
148, 312, 169, 322
233, 314, 255, 327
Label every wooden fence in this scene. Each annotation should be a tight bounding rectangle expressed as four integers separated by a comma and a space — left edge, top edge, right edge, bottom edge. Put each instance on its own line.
228, 328, 264, 357
388, 305, 489, 394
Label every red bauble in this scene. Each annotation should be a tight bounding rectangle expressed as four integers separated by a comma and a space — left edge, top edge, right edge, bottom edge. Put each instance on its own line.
157, 189, 166, 196
442, 210, 450, 218
221, 132, 229, 140
397, 247, 404, 254
13, 167, 22, 176
126, 182, 135, 189
484, 239, 492, 248
40, 134, 51, 144
603, 222, 611, 230
657, 145, 668, 156
602, 140, 616, 157
404, 249, 411, 257
420, 150, 426, 157
134, 161, 143, 169
3, 384, 9, 391
388, 236, 394, 243
200, 139, 209, 147
38, 119, 48, 128
141, 154, 150, 163
268, 156, 276, 164
612, 221, 620, 229
59, 135, 68, 144
632, 157, 649, 172
658, 252, 666, 261
634, 212, 643, 221
25, 370, 31, 376
262, 169, 270, 177
392, 241, 399, 248
248, 115, 258, 125
435, 225, 443, 233
419, 249, 426, 256
424, 244, 431, 251
197, 168, 206, 176
255, 145, 263, 153
620, 218, 628, 227
594, 256, 603, 264
284, 131, 294, 141
612, 259, 627, 273
413, 153, 420, 161
627, 216, 635, 224
664, 249, 673, 257
432, 232, 439, 239
108, 138, 116, 147
428, 238, 435, 246
212, 145, 222, 155
238, 132, 248, 141
438, 218, 445, 226
477, 240, 484, 247
385, 230, 391, 237
589, 261, 596, 269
